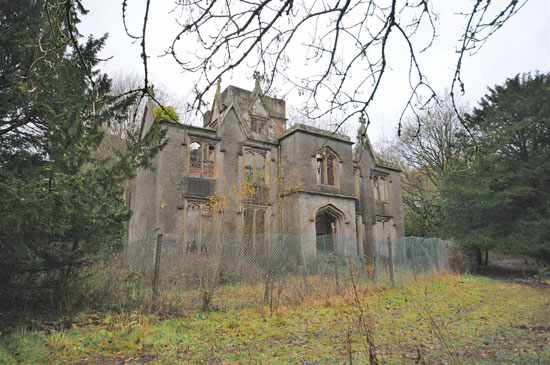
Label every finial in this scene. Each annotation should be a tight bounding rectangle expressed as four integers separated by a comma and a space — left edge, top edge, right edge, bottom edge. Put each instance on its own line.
253, 71, 261, 89
216, 77, 221, 94
214, 78, 222, 112
357, 114, 367, 142
359, 114, 366, 129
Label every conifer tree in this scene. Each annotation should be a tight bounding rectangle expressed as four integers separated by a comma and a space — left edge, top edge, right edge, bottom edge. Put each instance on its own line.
440, 72, 550, 264
0, 0, 167, 307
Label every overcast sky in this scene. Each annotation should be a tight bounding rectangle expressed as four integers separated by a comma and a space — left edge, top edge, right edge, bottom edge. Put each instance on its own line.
80, 0, 550, 144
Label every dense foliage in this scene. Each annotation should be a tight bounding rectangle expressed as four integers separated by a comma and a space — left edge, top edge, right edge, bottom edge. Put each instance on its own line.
153, 106, 179, 123
0, 0, 167, 308
440, 72, 550, 263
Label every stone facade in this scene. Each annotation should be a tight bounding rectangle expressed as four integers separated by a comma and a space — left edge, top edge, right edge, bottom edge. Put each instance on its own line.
127, 80, 404, 260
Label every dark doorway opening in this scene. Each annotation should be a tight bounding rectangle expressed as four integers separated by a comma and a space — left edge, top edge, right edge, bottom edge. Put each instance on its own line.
315, 210, 338, 252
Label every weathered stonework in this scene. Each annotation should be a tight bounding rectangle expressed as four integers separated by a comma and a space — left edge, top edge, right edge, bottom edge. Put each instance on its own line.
127, 79, 404, 261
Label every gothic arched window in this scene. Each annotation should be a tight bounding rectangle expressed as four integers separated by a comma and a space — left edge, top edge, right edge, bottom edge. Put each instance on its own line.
316, 148, 338, 186
244, 148, 266, 184
185, 201, 212, 252
373, 175, 389, 202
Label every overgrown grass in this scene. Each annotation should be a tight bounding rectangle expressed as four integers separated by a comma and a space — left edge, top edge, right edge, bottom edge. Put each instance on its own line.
1, 275, 548, 363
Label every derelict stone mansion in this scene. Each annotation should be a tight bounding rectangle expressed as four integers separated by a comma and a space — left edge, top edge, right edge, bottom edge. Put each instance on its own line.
127, 79, 404, 260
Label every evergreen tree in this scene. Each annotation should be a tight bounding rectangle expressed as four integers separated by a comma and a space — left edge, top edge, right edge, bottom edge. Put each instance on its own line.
440, 72, 550, 263
0, 0, 167, 307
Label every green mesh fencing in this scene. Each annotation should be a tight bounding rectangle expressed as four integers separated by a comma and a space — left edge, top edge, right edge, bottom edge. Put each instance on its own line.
374, 237, 453, 288
125, 234, 451, 310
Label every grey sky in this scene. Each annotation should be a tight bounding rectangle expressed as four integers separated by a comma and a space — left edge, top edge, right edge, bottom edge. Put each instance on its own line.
80, 0, 550, 144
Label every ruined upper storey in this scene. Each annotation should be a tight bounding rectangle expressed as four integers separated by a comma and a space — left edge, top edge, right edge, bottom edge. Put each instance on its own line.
203, 79, 287, 141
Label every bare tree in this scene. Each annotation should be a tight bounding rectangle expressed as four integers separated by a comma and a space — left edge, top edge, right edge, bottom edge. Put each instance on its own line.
121, 0, 525, 136
397, 93, 469, 184
107, 71, 195, 140
375, 93, 468, 235
286, 107, 350, 136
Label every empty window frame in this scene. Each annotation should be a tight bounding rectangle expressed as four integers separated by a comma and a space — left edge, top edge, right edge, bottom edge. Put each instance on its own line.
243, 206, 267, 256
250, 117, 268, 134
373, 175, 389, 202
185, 201, 212, 252
189, 141, 215, 178
316, 148, 338, 186
244, 148, 267, 184
244, 206, 266, 234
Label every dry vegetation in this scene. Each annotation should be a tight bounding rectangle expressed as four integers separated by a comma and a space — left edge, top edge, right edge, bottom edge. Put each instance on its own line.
1, 273, 548, 364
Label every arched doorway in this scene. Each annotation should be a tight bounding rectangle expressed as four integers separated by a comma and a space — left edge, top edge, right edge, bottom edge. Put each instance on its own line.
314, 204, 344, 253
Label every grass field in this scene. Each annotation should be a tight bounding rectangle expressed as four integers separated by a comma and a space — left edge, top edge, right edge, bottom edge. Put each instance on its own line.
1, 275, 548, 364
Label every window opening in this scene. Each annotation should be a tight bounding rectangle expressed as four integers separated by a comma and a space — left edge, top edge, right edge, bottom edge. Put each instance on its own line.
256, 152, 265, 184
251, 117, 267, 134
189, 141, 215, 178
316, 153, 323, 184
189, 142, 201, 176
244, 207, 254, 234
245, 150, 255, 184
326, 154, 335, 185
186, 202, 200, 252
185, 201, 212, 252
373, 175, 389, 202
244, 148, 267, 184
255, 208, 265, 234
315, 210, 337, 252
379, 177, 386, 201
243, 206, 267, 256
316, 148, 337, 186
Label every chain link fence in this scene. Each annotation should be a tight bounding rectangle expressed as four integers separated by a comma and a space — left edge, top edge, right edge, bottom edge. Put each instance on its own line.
125, 234, 452, 311
375, 237, 454, 287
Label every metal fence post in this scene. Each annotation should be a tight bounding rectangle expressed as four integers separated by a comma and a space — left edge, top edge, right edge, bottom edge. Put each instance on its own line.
331, 223, 340, 291
263, 233, 272, 305
410, 238, 417, 281
152, 233, 163, 303
433, 238, 441, 273
388, 237, 395, 288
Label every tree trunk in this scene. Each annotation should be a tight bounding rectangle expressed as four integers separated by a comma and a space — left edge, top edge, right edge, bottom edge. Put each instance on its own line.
202, 294, 211, 312
484, 250, 489, 266
475, 248, 483, 266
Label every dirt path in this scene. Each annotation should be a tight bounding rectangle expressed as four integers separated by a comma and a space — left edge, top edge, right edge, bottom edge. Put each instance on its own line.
473, 255, 548, 288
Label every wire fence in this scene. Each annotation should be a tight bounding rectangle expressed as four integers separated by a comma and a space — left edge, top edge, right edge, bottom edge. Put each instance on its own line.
125, 234, 453, 311
374, 237, 454, 288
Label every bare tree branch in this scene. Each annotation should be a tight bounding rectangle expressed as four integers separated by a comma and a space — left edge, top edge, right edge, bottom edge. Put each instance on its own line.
121, 0, 524, 138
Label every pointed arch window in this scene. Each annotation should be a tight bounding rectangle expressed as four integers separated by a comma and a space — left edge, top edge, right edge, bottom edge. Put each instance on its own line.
316, 148, 338, 186
189, 141, 215, 178
185, 200, 212, 252
244, 148, 266, 184
243, 205, 267, 256
379, 177, 386, 201
373, 175, 389, 202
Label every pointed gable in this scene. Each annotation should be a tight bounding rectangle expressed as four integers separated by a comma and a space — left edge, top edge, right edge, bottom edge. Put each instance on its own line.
209, 79, 286, 141
204, 79, 224, 129
251, 97, 269, 118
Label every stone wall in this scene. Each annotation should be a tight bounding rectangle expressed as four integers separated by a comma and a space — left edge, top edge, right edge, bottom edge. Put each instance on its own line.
127, 87, 405, 263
